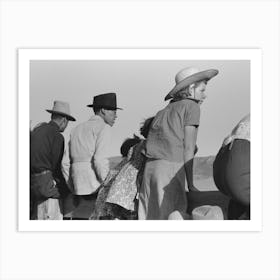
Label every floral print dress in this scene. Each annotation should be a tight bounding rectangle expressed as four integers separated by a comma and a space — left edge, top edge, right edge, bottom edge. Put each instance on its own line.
90, 141, 146, 220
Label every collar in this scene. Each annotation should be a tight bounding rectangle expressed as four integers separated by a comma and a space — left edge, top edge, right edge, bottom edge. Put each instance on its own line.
89, 115, 105, 123
48, 120, 60, 130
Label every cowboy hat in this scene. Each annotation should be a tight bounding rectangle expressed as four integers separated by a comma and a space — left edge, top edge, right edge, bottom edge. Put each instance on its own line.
46, 100, 76, 121
87, 92, 123, 110
164, 67, 219, 101
192, 205, 224, 220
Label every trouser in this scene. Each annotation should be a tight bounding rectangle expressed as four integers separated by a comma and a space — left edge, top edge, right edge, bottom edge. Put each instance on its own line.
64, 193, 98, 220
213, 139, 250, 219
138, 159, 187, 220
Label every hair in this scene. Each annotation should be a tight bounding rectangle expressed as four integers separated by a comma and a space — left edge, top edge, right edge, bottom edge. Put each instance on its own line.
119, 116, 155, 157
140, 116, 154, 138
93, 106, 102, 114
51, 113, 66, 121
120, 135, 141, 157
171, 80, 208, 102
171, 89, 191, 102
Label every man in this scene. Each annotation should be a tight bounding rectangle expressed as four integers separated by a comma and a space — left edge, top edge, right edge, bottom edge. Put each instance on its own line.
30, 100, 76, 220
69, 92, 122, 218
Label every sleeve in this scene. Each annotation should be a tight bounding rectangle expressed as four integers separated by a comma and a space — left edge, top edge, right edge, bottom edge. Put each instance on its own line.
51, 133, 70, 197
184, 102, 200, 127
61, 141, 70, 182
61, 137, 74, 191
51, 133, 65, 176
93, 124, 111, 182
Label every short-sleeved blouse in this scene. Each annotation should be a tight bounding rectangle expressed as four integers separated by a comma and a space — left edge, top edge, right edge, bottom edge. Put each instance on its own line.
144, 99, 200, 162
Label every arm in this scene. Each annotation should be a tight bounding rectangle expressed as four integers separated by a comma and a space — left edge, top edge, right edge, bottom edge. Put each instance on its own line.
94, 125, 111, 182
61, 141, 70, 182
51, 134, 69, 197
184, 125, 199, 192
61, 139, 74, 192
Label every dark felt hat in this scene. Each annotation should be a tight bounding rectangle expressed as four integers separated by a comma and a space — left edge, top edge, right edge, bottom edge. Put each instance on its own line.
87, 92, 122, 110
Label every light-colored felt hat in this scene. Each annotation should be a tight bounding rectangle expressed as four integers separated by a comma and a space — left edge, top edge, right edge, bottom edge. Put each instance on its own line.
164, 67, 219, 101
46, 100, 76, 121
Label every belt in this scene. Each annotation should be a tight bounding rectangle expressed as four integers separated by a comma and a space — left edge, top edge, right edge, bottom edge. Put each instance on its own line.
31, 170, 51, 177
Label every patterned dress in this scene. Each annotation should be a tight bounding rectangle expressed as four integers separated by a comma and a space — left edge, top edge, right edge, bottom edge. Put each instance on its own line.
90, 141, 146, 220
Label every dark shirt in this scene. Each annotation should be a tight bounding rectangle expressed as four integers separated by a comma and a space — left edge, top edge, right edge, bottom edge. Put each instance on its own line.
30, 121, 65, 182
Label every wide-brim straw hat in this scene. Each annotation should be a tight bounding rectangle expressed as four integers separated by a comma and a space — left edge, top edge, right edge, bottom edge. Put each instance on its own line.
46, 100, 76, 121
87, 92, 122, 110
192, 205, 224, 220
164, 67, 219, 101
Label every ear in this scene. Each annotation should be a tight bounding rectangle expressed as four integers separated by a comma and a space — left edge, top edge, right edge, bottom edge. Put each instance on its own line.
188, 83, 195, 95
100, 108, 106, 115
61, 117, 66, 126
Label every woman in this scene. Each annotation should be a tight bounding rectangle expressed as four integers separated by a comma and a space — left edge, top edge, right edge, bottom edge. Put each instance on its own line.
138, 67, 219, 220
213, 114, 250, 220
91, 117, 154, 220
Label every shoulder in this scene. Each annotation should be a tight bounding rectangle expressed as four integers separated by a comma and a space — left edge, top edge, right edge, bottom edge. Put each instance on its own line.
98, 123, 111, 140
182, 98, 200, 108
53, 130, 64, 144
46, 123, 64, 145
171, 99, 200, 113
170, 98, 199, 108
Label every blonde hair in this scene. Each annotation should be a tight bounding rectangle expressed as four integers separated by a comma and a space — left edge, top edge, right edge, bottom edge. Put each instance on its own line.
172, 80, 207, 102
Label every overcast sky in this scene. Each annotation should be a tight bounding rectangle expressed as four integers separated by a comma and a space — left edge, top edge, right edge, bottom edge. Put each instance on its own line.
30, 60, 250, 157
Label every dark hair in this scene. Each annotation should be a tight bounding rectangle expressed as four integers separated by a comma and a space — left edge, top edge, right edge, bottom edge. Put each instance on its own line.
140, 116, 154, 138
120, 116, 155, 157
51, 113, 65, 121
93, 106, 102, 114
120, 135, 141, 157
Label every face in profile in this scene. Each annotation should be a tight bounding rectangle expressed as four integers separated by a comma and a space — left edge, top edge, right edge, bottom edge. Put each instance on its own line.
192, 81, 208, 105
103, 109, 117, 127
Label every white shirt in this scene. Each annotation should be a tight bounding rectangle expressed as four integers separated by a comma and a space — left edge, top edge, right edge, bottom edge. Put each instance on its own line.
69, 115, 111, 195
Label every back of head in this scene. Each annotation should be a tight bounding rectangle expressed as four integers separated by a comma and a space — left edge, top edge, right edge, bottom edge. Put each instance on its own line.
140, 116, 155, 139
51, 113, 64, 121
120, 135, 141, 157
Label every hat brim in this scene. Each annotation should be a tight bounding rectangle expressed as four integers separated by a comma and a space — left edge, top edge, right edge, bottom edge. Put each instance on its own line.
46, 110, 76, 121
87, 104, 123, 110
164, 69, 219, 101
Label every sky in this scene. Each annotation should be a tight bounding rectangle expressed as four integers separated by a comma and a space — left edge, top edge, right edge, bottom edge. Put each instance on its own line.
30, 60, 250, 157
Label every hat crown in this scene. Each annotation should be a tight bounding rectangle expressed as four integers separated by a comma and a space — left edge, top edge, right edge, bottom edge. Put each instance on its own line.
52, 100, 71, 115
175, 67, 200, 84
46, 100, 76, 121
87, 92, 122, 110
94, 92, 116, 106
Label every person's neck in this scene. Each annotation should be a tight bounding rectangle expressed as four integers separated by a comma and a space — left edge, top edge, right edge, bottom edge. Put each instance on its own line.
95, 112, 105, 122
51, 119, 62, 131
